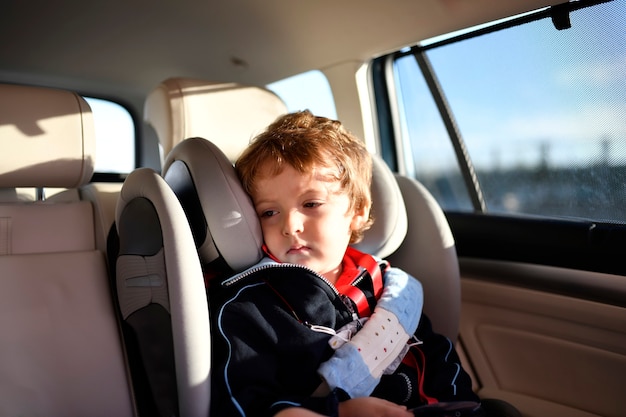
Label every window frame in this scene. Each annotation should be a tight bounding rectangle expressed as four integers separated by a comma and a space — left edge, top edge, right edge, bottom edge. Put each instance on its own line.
370, 0, 626, 277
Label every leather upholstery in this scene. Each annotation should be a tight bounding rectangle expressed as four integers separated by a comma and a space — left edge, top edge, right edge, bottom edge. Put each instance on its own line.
144, 77, 287, 162
0, 83, 95, 188
0, 83, 134, 417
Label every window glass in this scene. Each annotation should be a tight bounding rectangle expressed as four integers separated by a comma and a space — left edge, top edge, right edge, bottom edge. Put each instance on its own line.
84, 97, 135, 174
393, 1, 626, 222
267, 70, 337, 119
394, 56, 473, 211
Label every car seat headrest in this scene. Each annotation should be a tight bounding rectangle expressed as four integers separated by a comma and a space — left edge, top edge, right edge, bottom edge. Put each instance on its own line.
163, 137, 407, 275
144, 78, 287, 163
353, 155, 408, 259
0, 83, 95, 188
163, 137, 263, 273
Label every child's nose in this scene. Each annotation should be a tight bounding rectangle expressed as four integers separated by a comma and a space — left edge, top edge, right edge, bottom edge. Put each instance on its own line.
283, 211, 304, 236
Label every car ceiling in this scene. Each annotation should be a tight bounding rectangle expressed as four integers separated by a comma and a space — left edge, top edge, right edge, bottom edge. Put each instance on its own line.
1, 0, 553, 104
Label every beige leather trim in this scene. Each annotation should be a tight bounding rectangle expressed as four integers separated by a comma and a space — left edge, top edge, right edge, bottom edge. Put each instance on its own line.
0, 201, 95, 254
460, 260, 626, 417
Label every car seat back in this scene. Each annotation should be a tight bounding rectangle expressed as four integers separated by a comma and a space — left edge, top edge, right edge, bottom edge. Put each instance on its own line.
0, 83, 135, 417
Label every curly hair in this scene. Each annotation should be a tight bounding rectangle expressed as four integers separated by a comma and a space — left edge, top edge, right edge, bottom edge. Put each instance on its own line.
235, 110, 373, 243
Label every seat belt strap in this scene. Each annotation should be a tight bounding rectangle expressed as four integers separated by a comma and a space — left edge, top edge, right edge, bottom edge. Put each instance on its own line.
337, 247, 387, 317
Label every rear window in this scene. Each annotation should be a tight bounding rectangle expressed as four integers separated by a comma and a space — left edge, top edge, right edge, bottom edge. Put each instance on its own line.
85, 97, 135, 175
267, 70, 337, 119
379, 0, 626, 223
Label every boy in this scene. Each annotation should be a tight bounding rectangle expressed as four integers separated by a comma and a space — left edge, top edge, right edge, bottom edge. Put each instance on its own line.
210, 110, 481, 417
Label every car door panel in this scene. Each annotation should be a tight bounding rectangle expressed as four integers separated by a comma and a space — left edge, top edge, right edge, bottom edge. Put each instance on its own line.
458, 258, 626, 417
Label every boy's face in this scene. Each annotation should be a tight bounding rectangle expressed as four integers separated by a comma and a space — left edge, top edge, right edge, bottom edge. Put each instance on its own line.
251, 163, 369, 285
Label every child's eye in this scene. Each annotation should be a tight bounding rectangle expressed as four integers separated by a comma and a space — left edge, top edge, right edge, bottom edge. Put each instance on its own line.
303, 202, 322, 209
259, 209, 277, 218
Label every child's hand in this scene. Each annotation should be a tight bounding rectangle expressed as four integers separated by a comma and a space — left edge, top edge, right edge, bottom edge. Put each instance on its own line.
339, 397, 413, 417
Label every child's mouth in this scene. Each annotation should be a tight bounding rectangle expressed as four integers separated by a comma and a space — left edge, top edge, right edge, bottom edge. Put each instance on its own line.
287, 245, 310, 255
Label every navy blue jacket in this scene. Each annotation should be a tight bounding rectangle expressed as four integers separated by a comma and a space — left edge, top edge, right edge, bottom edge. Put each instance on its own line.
209, 260, 479, 417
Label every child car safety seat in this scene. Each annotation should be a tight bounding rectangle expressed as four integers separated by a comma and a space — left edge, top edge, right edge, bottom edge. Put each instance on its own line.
162, 136, 409, 273
162, 137, 264, 275
163, 136, 521, 417
145, 77, 410, 283
113, 167, 210, 417
145, 76, 525, 416
145, 77, 460, 341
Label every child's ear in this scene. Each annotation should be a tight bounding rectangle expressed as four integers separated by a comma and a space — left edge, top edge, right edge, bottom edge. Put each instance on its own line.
350, 203, 371, 231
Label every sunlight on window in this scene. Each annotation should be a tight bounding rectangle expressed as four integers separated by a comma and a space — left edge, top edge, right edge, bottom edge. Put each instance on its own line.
85, 97, 135, 174
267, 70, 337, 119
392, 0, 626, 221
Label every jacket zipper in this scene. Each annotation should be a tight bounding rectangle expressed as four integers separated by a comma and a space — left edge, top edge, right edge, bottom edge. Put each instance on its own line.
222, 262, 359, 320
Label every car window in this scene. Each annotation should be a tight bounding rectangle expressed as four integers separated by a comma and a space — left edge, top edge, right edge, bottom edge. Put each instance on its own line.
267, 70, 338, 119
84, 97, 135, 175
384, 1, 625, 223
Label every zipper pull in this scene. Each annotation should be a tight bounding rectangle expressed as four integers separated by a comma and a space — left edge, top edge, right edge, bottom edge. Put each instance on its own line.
340, 294, 359, 321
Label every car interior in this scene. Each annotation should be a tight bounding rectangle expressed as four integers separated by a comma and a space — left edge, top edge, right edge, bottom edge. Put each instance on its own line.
1, 0, 624, 416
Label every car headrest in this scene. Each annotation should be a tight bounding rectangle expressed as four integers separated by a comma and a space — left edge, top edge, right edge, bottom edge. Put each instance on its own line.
163, 137, 264, 273
163, 137, 407, 275
353, 155, 408, 259
144, 78, 287, 162
0, 83, 95, 188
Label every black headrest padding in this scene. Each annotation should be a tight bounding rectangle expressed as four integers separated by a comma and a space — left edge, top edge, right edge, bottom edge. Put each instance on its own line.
118, 197, 163, 256
163, 160, 209, 250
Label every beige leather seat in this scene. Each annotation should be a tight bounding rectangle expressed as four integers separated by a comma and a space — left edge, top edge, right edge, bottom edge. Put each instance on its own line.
0, 83, 134, 417
144, 77, 287, 165
387, 176, 461, 340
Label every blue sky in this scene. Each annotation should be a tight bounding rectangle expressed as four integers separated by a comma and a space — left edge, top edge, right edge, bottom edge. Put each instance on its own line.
396, 0, 625, 173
